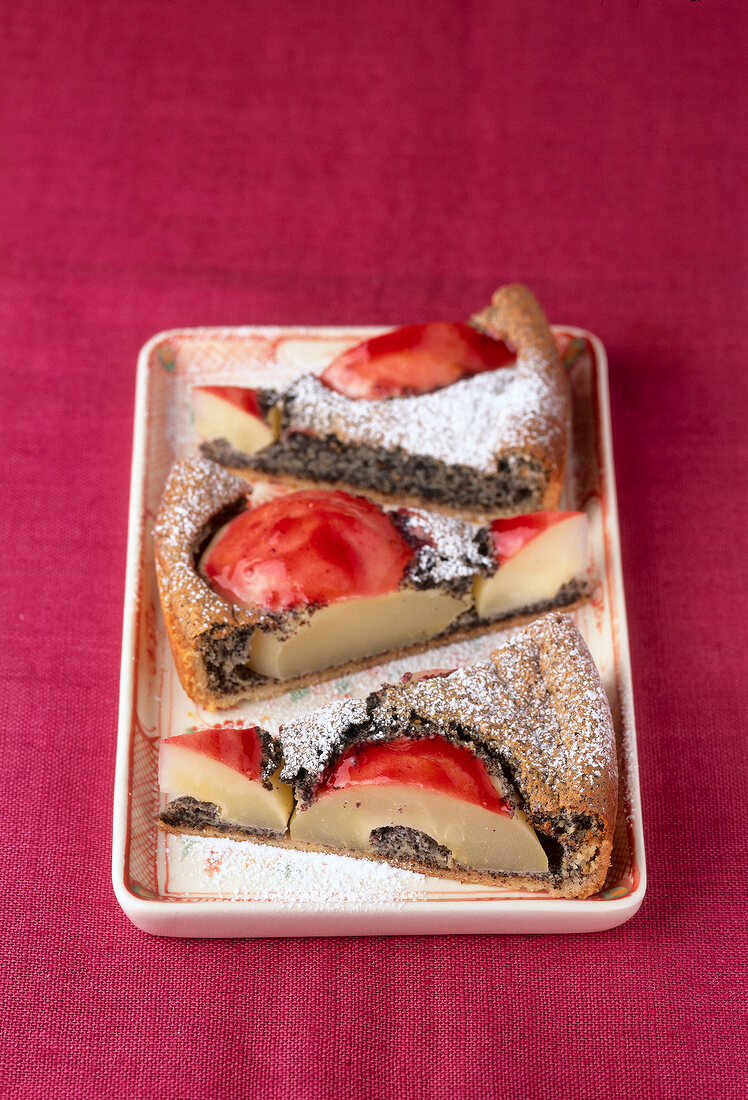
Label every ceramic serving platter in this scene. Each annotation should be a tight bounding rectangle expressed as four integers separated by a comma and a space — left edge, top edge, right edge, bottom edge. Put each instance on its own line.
112, 323, 646, 937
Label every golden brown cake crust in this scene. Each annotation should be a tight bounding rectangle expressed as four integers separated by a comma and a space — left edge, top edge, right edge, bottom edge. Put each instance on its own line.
400, 613, 616, 897
487, 613, 616, 896
470, 283, 569, 510
153, 456, 261, 707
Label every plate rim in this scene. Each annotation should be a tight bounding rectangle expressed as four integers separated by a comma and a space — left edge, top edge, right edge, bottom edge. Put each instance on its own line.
112, 323, 647, 937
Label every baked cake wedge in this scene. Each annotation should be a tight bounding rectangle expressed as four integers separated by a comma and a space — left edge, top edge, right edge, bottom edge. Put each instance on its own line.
153, 456, 590, 708
159, 725, 293, 840
197, 284, 569, 518
158, 614, 617, 899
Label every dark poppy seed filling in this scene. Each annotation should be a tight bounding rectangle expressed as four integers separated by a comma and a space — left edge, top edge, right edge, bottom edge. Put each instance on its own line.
203, 433, 548, 514
194, 285, 569, 519
369, 826, 453, 869
159, 796, 287, 840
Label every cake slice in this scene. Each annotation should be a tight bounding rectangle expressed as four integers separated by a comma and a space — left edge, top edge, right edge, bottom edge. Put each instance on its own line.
158, 724, 293, 840
279, 614, 617, 897
154, 455, 589, 708
197, 284, 569, 518
158, 614, 617, 899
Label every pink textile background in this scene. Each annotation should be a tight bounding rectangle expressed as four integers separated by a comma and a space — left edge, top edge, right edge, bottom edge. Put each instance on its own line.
1, 1, 746, 1097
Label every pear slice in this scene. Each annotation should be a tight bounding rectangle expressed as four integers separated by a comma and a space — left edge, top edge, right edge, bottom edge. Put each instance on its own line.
159, 738, 293, 833
249, 589, 468, 681
289, 782, 548, 874
193, 388, 280, 455
474, 513, 588, 620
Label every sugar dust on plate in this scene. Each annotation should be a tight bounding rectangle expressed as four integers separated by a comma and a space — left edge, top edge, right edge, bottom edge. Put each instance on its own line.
169, 836, 427, 911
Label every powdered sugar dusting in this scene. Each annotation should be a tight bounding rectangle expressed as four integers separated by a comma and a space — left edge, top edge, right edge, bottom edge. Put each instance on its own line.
169, 835, 427, 909
380, 661, 502, 738
285, 366, 559, 474
280, 696, 368, 783
366, 612, 616, 819
154, 455, 249, 621
154, 455, 246, 560
274, 613, 616, 828
488, 613, 616, 813
402, 509, 493, 585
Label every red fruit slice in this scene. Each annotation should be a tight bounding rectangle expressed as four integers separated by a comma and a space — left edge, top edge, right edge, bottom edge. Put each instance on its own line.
203, 490, 415, 612
325, 736, 511, 816
490, 512, 581, 565
194, 385, 264, 420
161, 726, 263, 781
399, 668, 456, 685
320, 322, 516, 399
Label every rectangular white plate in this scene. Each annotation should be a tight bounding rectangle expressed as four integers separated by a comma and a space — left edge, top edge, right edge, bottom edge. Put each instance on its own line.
113, 324, 646, 936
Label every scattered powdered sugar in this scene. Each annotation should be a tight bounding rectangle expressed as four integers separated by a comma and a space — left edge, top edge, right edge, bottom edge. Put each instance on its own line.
402, 509, 493, 585
169, 835, 427, 909
154, 455, 251, 621
272, 614, 616, 824
370, 613, 616, 816
154, 454, 247, 559
487, 614, 617, 809
381, 661, 503, 737
279, 696, 369, 782
285, 367, 557, 474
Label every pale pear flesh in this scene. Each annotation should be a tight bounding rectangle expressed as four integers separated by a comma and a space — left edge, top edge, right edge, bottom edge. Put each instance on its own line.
473, 514, 588, 620
289, 782, 548, 874
193, 390, 280, 455
159, 742, 294, 832
248, 589, 468, 680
